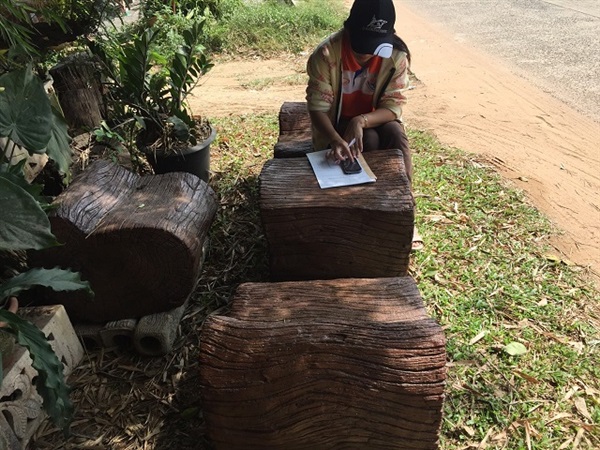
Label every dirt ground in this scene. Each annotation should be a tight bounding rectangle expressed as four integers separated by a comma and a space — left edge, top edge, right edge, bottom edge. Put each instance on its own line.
188, 3, 600, 284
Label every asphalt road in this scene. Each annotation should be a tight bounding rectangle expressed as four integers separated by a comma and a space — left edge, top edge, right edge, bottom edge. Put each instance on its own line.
398, 0, 600, 122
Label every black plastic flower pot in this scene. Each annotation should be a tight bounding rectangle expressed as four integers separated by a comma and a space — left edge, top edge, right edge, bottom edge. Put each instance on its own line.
142, 126, 217, 183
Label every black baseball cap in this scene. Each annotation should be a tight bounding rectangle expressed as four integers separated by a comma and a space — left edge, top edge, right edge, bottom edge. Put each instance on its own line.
345, 0, 396, 58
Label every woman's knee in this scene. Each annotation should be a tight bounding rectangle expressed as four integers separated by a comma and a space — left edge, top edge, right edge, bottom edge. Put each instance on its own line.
378, 121, 409, 152
362, 129, 380, 151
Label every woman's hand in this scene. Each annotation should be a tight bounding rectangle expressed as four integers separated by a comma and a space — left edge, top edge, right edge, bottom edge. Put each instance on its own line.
327, 136, 353, 162
343, 115, 366, 155
327, 115, 366, 162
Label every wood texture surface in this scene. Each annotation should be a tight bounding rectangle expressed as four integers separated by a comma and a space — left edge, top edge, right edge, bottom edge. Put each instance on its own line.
274, 138, 313, 158
49, 55, 105, 131
260, 149, 414, 280
199, 277, 446, 449
28, 160, 217, 322
278, 101, 312, 136
275, 102, 313, 158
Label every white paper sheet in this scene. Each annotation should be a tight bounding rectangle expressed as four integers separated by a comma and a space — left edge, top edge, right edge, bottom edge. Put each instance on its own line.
307, 150, 377, 189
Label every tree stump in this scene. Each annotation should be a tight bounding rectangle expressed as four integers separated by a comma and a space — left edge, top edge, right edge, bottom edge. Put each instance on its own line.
260, 149, 414, 280
28, 160, 218, 323
274, 101, 313, 158
199, 276, 447, 450
49, 54, 105, 132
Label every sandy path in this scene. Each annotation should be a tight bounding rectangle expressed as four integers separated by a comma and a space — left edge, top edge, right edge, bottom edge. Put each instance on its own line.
189, 57, 308, 116
189, 3, 600, 281
393, 1, 600, 280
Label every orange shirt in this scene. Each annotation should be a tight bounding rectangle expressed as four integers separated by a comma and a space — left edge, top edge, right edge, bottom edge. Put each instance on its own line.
340, 32, 383, 120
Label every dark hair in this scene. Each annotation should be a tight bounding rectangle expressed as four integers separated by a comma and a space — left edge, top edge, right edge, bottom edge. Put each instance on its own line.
393, 35, 411, 64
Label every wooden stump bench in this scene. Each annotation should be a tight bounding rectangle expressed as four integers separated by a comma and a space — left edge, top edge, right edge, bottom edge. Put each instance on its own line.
28, 160, 218, 323
274, 101, 312, 158
199, 277, 447, 450
260, 149, 414, 280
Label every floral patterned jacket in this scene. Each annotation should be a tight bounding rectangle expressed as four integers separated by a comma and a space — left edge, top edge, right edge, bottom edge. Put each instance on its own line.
305, 29, 410, 150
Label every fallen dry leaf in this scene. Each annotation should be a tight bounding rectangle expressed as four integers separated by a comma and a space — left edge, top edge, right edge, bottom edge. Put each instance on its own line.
563, 385, 580, 401
573, 397, 593, 421
558, 437, 574, 449
545, 412, 572, 424
573, 427, 585, 449
514, 370, 540, 384
491, 429, 507, 443
463, 425, 476, 437
424, 214, 453, 224
469, 330, 487, 345
477, 427, 494, 449
568, 341, 585, 354
583, 385, 600, 397
524, 421, 533, 450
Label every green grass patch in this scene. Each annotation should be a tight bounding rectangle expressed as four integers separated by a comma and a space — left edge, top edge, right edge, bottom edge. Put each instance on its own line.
205, 117, 600, 449
205, 0, 346, 56
240, 72, 308, 90
409, 130, 600, 449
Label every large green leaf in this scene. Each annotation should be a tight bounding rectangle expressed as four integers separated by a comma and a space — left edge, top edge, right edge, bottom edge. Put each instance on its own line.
503, 341, 528, 356
0, 176, 58, 251
167, 115, 191, 143
119, 27, 157, 107
0, 267, 93, 301
0, 310, 73, 431
0, 165, 44, 199
44, 107, 72, 177
0, 68, 52, 152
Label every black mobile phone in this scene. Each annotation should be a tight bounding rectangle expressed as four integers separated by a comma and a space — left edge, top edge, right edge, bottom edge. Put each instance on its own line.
341, 158, 362, 175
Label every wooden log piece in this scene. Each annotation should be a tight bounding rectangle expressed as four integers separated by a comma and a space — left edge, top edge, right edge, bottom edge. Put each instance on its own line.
199, 277, 447, 450
49, 54, 105, 131
260, 149, 414, 280
278, 101, 311, 137
275, 102, 313, 158
28, 160, 218, 323
273, 138, 313, 158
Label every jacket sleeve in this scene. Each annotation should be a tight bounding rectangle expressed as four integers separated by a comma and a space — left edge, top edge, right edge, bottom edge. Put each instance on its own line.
377, 53, 409, 119
306, 42, 336, 113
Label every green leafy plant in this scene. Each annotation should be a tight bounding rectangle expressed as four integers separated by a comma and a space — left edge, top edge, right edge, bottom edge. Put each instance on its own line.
0, 64, 92, 432
89, 13, 213, 156
0, 66, 72, 177
0, 0, 120, 67
0, 170, 93, 432
0, 271, 91, 431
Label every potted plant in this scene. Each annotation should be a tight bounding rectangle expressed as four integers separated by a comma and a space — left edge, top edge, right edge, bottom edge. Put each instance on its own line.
0, 64, 92, 432
89, 14, 215, 181
0, 0, 122, 56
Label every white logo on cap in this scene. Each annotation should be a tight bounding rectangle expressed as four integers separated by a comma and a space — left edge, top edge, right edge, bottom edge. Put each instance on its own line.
365, 16, 388, 33
373, 43, 393, 58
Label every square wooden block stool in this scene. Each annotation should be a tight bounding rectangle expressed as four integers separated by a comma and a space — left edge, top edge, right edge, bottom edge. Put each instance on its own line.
199, 277, 447, 450
260, 149, 414, 280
